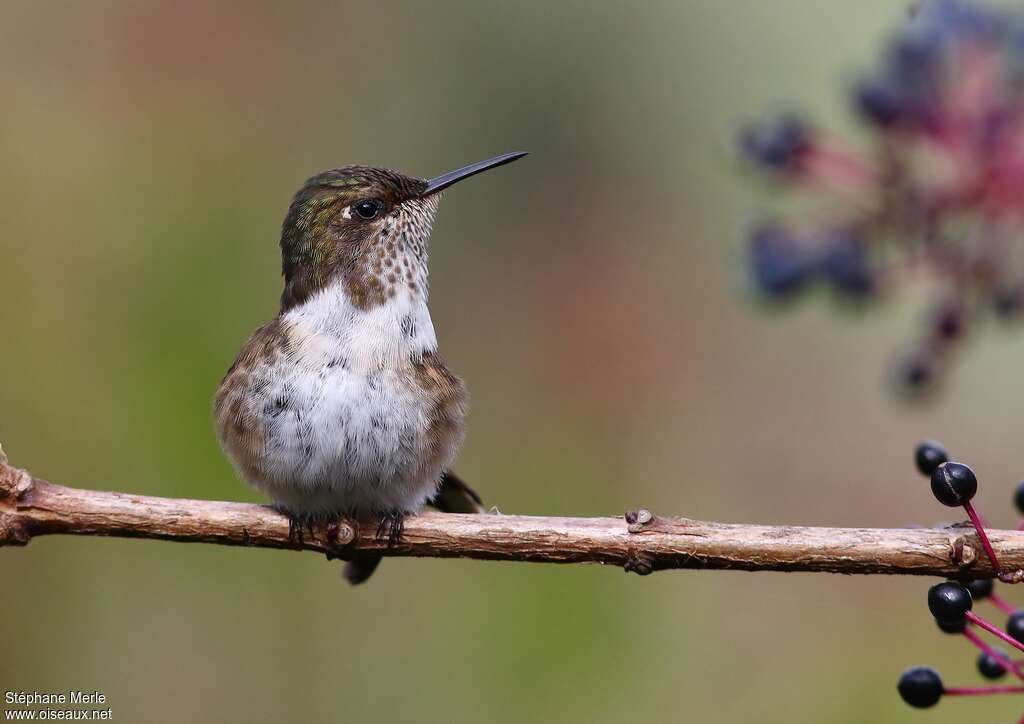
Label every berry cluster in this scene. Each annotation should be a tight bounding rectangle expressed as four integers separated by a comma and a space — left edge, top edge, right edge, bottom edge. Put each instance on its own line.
898, 440, 1024, 712
740, 0, 1024, 395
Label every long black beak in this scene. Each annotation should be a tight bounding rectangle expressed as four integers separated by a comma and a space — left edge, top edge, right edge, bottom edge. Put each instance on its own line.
421, 152, 528, 197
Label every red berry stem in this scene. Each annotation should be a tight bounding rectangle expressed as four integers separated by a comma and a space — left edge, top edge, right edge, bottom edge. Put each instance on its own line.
963, 500, 1001, 574
799, 146, 876, 190
943, 685, 1024, 696
990, 592, 1018, 616
963, 628, 1024, 680
967, 612, 1024, 653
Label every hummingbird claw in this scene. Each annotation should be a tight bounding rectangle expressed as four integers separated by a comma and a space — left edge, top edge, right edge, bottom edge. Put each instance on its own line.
326, 519, 341, 545
274, 505, 306, 548
289, 516, 305, 546
375, 511, 405, 548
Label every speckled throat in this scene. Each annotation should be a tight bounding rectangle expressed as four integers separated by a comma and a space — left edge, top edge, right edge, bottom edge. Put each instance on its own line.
342, 195, 437, 311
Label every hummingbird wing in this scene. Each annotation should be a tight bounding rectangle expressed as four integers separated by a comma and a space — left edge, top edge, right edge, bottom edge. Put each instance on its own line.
342, 471, 484, 585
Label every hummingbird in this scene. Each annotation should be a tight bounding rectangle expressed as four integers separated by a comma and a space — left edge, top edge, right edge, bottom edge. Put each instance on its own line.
215, 152, 527, 583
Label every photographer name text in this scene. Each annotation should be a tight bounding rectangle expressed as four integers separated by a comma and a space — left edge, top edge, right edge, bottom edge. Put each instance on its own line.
5, 693, 105, 707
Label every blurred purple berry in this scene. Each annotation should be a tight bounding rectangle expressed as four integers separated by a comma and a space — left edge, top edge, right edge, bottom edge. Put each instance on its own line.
977, 651, 1008, 679
931, 300, 966, 342
915, 440, 948, 476
893, 348, 940, 394
993, 283, 1024, 319
739, 115, 812, 171
1007, 611, 1024, 644
854, 77, 908, 127
748, 225, 813, 298
964, 578, 994, 601
1014, 481, 1024, 515
818, 230, 875, 298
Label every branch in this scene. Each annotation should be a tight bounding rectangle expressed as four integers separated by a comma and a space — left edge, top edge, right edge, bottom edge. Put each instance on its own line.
1, 453, 1021, 577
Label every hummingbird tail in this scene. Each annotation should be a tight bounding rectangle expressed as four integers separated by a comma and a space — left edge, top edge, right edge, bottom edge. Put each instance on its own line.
343, 553, 383, 585
343, 471, 484, 586
427, 470, 485, 514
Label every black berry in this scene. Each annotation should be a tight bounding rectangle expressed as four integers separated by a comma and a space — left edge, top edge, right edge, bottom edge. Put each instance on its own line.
897, 666, 943, 708
1007, 611, 1024, 644
977, 651, 1008, 680
930, 461, 978, 506
1014, 481, 1024, 515
927, 581, 972, 624
964, 578, 994, 601
935, 616, 966, 634
914, 441, 948, 476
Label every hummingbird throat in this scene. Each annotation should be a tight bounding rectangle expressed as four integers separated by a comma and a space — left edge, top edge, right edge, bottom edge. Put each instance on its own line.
283, 203, 439, 372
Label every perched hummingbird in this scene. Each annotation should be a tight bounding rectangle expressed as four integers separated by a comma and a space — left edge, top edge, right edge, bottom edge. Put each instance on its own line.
215, 152, 527, 583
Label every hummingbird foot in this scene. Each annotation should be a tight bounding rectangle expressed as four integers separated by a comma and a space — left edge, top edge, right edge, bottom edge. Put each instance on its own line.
273, 504, 311, 548
375, 510, 405, 548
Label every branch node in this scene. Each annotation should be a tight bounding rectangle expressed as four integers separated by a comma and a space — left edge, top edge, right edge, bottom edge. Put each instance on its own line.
0, 514, 30, 546
625, 508, 655, 533
0, 462, 33, 502
998, 569, 1024, 584
306, 518, 358, 561
326, 519, 341, 545
624, 552, 655, 576
949, 534, 977, 568
323, 518, 356, 549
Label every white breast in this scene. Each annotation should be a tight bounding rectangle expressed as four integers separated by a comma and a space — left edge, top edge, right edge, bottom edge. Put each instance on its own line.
233, 282, 452, 516
284, 280, 438, 373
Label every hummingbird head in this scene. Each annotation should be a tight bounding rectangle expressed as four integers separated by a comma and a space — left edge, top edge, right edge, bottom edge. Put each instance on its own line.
278, 152, 527, 312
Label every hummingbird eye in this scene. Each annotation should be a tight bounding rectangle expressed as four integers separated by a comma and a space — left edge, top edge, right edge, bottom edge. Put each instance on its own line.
352, 199, 382, 221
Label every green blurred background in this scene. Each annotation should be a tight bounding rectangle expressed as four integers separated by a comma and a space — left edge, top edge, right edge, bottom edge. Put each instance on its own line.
3, 2, 1024, 722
